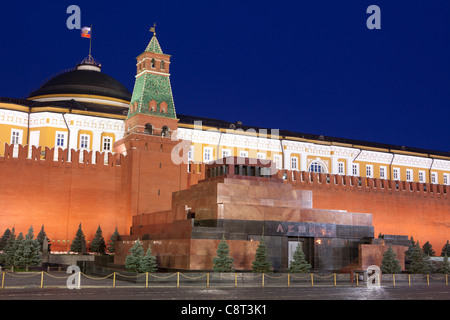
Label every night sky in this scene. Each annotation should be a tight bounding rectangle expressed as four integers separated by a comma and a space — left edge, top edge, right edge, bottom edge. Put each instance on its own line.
0, 0, 449, 152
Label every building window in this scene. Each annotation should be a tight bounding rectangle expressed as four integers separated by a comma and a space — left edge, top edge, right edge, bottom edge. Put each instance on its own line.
161, 126, 170, 137
203, 147, 213, 163
419, 171, 426, 183
239, 150, 248, 158
366, 165, 373, 178
55, 132, 67, 148
444, 173, 449, 186
338, 162, 344, 175
102, 136, 112, 152
151, 58, 155, 68
309, 161, 325, 173
144, 123, 153, 134
257, 152, 266, 160
352, 164, 359, 176
273, 154, 282, 170
291, 157, 298, 170
393, 168, 400, 181
80, 134, 90, 149
222, 149, 231, 159
11, 129, 22, 145
379, 166, 387, 179
431, 172, 438, 184
160, 60, 165, 70
406, 169, 413, 182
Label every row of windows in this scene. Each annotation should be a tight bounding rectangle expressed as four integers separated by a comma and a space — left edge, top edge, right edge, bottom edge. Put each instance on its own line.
197, 146, 450, 185
10, 129, 113, 152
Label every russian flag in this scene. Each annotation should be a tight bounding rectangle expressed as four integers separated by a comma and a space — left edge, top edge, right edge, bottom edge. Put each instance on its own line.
81, 27, 91, 38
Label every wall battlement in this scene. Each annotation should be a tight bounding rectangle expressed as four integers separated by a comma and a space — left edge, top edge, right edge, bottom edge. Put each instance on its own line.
278, 169, 449, 200
0, 143, 126, 169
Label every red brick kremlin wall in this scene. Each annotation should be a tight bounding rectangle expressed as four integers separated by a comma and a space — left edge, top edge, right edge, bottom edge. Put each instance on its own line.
278, 170, 450, 251
0, 144, 130, 252
0, 142, 449, 254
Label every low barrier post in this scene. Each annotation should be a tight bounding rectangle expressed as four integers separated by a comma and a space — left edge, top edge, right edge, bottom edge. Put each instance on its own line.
334, 273, 336, 287
311, 273, 314, 287
177, 272, 180, 288
40, 271, 44, 289
408, 274, 411, 286
427, 274, 429, 286
146, 272, 148, 288
1, 272, 4, 289
113, 272, 116, 288
207, 273, 209, 288
287, 274, 290, 287
392, 274, 395, 287
262, 273, 265, 287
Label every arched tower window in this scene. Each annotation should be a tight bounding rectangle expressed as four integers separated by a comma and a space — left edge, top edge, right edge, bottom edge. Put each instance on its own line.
308, 161, 326, 173
160, 60, 165, 70
144, 123, 153, 135
161, 126, 170, 137
151, 58, 155, 68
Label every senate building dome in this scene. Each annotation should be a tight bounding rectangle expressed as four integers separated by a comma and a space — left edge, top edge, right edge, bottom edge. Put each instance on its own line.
28, 56, 132, 107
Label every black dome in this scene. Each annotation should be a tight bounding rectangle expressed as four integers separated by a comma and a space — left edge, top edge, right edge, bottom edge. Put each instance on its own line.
28, 68, 132, 102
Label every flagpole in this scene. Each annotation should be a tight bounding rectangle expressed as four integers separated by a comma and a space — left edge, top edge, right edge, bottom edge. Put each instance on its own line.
88, 24, 92, 59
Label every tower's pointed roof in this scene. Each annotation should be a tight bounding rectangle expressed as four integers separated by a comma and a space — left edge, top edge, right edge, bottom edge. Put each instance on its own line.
145, 35, 163, 54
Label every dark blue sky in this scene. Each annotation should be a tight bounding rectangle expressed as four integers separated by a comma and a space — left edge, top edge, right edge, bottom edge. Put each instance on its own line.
0, 0, 449, 152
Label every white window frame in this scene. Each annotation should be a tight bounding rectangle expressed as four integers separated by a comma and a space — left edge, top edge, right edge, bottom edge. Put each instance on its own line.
273, 154, 282, 170
80, 134, 90, 149
379, 166, 387, 179
239, 150, 248, 158
338, 161, 345, 175
366, 165, 373, 178
393, 168, 400, 181
418, 170, 426, 183
10, 129, 23, 145
431, 172, 438, 185
290, 156, 298, 170
352, 164, 359, 176
406, 169, 413, 182
222, 149, 231, 159
444, 173, 450, 186
203, 147, 213, 163
257, 152, 266, 160
102, 136, 112, 152
55, 131, 68, 149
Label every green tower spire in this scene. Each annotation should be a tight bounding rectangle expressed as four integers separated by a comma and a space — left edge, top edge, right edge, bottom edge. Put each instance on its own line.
128, 30, 176, 120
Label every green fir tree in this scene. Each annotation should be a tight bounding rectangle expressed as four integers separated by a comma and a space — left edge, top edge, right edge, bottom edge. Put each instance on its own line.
36, 225, 51, 253
108, 227, 120, 253
212, 235, 235, 272
405, 236, 416, 257
3, 228, 16, 267
70, 223, 87, 254
441, 240, 450, 257
90, 225, 106, 254
251, 237, 272, 273
125, 239, 144, 272
138, 246, 158, 273
14, 226, 41, 270
409, 243, 432, 274
422, 241, 435, 256
288, 244, 311, 273
438, 254, 450, 274
380, 245, 402, 274
0, 228, 12, 251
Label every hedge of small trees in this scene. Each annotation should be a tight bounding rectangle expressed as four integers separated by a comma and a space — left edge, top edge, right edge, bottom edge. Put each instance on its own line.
0, 223, 122, 270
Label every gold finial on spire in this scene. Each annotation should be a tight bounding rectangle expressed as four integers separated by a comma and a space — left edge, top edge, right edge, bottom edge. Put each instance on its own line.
150, 22, 156, 36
